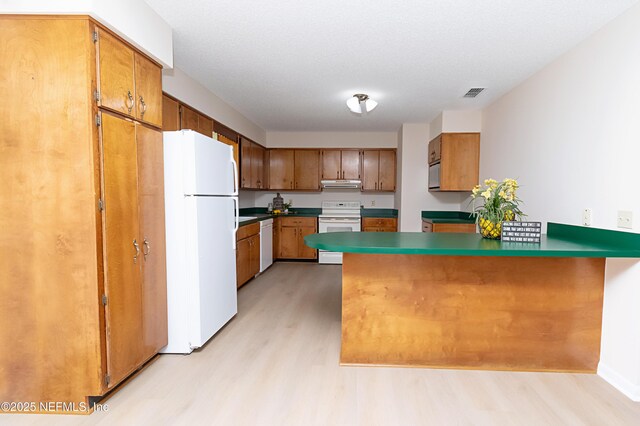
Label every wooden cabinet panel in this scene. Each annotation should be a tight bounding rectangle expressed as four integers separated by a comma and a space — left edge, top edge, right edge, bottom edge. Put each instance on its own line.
101, 113, 143, 388
0, 17, 104, 404
236, 238, 251, 288
429, 133, 480, 192
440, 133, 480, 191
180, 105, 199, 132
162, 95, 180, 131
362, 150, 379, 191
236, 222, 260, 241
362, 218, 397, 232
136, 125, 168, 359
269, 149, 295, 190
197, 114, 213, 137
378, 150, 396, 191
273, 218, 281, 258
251, 143, 265, 189
428, 135, 441, 165
249, 234, 261, 275
134, 53, 162, 128
321, 150, 341, 179
278, 226, 298, 259
432, 223, 477, 233
240, 138, 252, 189
341, 150, 361, 180
298, 227, 318, 259
98, 29, 135, 118
294, 150, 320, 190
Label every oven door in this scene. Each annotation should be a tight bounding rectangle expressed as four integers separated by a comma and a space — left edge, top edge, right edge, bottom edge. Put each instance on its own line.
318, 218, 361, 233
318, 218, 360, 264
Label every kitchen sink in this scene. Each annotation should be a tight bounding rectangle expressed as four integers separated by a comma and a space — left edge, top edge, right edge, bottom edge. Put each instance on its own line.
237, 216, 257, 221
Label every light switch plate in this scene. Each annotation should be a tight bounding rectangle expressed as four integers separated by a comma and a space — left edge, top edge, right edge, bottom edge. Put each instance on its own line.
617, 210, 633, 229
582, 208, 592, 226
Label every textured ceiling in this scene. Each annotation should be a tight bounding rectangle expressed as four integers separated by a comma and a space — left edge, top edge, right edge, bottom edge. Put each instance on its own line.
146, 0, 638, 131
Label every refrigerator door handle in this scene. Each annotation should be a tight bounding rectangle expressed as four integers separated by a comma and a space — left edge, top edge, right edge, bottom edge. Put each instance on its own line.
231, 156, 239, 196
232, 196, 239, 250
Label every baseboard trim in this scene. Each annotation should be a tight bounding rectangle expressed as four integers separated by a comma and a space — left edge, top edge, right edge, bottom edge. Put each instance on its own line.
598, 362, 640, 401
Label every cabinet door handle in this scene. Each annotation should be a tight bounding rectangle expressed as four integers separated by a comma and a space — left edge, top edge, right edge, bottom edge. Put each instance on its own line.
337, 170, 340, 179
342, 171, 345, 179
143, 238, 151, 260
139, 96, 147, 118
133, 239, 140, 263
379, 180, 383, 190
375, 182, 377, 190
291, 181, 293, 189
126, 90, 134, 114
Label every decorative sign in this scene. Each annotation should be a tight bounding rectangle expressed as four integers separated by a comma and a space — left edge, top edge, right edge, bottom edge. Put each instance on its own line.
501, 221, 542, 243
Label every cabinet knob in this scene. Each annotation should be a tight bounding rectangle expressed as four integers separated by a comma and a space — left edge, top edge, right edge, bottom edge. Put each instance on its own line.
126, 91, 134, 114
143, 238, 151, 259
133, 239, 140, 263
139, 96, 147, 118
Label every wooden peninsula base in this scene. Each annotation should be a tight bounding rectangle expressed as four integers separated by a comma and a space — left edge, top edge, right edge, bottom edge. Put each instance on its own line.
341, 253, 605, 372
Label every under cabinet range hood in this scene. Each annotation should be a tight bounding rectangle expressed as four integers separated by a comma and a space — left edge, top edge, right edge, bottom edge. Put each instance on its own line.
321, 179, 362, 190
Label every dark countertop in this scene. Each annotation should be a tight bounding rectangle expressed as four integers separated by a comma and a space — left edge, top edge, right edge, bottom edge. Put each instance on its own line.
361, 208, 398, 218
238, 208, 321, 226
422, 211, 476, 224
304, 223, 640, 258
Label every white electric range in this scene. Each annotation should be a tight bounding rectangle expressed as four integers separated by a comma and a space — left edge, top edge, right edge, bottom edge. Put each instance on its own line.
318, 201, 361, 264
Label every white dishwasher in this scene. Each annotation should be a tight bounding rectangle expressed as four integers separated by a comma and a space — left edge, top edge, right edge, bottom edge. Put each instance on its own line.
259, 218, 273, 272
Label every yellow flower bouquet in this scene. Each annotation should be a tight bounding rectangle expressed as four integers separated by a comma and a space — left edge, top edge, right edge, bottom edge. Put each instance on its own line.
471, 178, 525, 239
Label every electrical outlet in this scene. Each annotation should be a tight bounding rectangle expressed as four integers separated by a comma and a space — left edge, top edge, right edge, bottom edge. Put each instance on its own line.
582, 208, 592, 226
371, 200, 376, 207
617, 210, 633, 229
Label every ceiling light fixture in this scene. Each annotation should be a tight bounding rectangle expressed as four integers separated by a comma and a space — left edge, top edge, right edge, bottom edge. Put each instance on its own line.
346, 93, 378, 114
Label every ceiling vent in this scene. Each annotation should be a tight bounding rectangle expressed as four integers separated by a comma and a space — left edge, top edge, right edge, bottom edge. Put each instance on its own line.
463, 88, 485, 98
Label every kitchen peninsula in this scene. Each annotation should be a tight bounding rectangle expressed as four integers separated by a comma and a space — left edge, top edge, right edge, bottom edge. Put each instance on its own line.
305, 224, 640, 373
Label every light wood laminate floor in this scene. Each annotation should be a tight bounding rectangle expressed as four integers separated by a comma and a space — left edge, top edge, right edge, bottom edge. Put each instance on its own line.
5, 263, 640, 425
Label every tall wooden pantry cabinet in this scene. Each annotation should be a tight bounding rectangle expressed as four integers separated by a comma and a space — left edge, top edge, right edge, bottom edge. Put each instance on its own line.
0, 16, 167, 409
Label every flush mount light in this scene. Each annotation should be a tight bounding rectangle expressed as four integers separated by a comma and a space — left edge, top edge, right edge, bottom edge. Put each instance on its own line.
347, 94, 378, 114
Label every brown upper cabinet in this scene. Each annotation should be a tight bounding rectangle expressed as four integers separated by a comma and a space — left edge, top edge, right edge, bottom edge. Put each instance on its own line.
361, 149, 396, 192
269, 149, 295, 190
162, 95, 180, 131
240, 137, 266, 190
428, 133, 480, 192
294, 150, 321, 190
179, 105, 213, 137
321, 149, 361, 180
268, 149, 321, 191
97, 28, 161, 128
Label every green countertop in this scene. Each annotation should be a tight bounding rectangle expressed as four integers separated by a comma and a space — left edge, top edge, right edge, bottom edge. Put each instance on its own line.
422, 211, 476, 224
361, 208, 398, 218
238, 208, 321, 226
304, 223, 640, 258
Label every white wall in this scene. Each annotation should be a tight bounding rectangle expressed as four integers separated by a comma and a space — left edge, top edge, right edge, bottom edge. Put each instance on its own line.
480, 2, 640, 400
397, 123, 468, 232
163, 68, 266, 144
0, 0, 173, 67
266, 131, 397, 148
442, 110, 482, 133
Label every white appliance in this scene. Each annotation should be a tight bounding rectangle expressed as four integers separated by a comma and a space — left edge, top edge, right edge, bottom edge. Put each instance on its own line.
428, 163, 441, 189
321, 179, 361, 189
161, 130, 239, 354
260, 218, 273, 272
318, 201, 361, 264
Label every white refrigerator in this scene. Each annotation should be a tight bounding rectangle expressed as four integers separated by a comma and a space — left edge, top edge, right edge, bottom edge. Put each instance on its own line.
161, 130, 239, 354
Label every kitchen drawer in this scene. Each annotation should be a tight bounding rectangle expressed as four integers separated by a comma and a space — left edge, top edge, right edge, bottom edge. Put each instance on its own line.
428, 135, 441, 165
236, 222, 260, 241
362, 217, 397, 229
432, 223, 476, 233
280, 216, 316, 228
422, 221, 433, 233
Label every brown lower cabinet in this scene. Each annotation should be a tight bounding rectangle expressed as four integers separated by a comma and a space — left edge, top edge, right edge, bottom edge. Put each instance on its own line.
362, 217, 398, 232
275, 217, 318, 259
422, 220, 476, 233
236, 223, 261, 288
